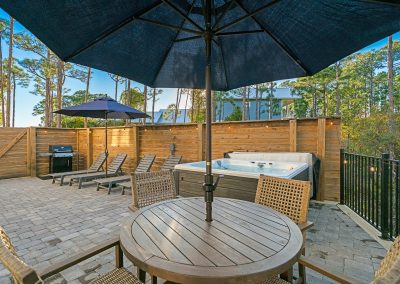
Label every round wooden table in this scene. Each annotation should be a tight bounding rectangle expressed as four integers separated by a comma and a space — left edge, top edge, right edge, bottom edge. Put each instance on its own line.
120, 197, 303, 284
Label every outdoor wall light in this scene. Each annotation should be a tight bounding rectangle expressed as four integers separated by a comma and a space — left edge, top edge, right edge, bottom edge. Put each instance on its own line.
344, 160, 348, 164
370, 166, 376, 172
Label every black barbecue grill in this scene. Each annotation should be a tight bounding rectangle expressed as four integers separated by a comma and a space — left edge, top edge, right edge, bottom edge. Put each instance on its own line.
49, 145, 73, 173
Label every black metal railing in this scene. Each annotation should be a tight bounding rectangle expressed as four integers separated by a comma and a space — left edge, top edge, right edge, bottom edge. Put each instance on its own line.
340, 149, 399, 240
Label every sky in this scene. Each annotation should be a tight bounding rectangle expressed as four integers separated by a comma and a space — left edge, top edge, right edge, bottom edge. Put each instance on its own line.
1, 8, 399, 127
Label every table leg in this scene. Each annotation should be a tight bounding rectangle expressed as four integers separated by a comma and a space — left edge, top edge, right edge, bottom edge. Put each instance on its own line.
152, 276, 157, 284
137, 268, 146, 282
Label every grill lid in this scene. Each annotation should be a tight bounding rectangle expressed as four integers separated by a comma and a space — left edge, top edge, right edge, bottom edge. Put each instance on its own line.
49, 145, 73, 153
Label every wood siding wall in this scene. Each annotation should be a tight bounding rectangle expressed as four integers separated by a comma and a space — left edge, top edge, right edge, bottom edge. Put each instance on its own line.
0, 118, 341, 201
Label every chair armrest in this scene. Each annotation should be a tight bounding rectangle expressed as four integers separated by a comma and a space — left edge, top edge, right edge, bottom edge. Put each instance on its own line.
298, 256, 363, 284
38, 237, 120, 280
298, 221, 314, 232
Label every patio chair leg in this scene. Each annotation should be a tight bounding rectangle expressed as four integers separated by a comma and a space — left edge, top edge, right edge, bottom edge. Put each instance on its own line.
78, 179, 83, 189
115, 242, 123, 268
96, 183, 100, 191
121, 187, 125, 195
137, 268, 146, 283
108, 183, 112, 195
299, 247, 306, 284
52, 178, 55, 184
60, 176, 64, 186
280, 267, 293, 283
69, 179, 73, 186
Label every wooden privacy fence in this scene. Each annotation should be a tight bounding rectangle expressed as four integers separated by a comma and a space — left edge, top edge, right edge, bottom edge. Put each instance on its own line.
0, 117, 340, 201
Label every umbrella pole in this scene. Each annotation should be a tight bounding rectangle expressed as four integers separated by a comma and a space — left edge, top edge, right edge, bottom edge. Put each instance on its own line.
204, 0, 213, 222
105, 113, 108, 177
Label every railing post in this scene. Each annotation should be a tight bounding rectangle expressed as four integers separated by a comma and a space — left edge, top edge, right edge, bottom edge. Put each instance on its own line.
380, 153, 390, 240
340, 149, 345, 205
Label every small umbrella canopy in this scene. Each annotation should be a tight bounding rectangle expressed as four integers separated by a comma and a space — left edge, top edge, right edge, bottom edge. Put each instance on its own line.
6, 0, 400, 221
54, 97, 149, 176
54, 97, 149, 119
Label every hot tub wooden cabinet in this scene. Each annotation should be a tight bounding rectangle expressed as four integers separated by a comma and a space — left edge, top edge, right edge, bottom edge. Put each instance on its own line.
175, 169, 309, 202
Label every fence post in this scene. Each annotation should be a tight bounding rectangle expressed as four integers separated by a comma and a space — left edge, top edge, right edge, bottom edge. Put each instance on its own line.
380, 153, 390, 240
340, 148, 345, 205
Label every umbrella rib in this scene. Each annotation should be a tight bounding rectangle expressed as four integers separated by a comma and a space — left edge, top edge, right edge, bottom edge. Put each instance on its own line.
212, 0, 235, 30
63, 1, 163, 61
214, 0, 281, 33
162, 0, 204, 32
232, 0, 311, 75
136, 18, 201, 35
215, 30, 264, 36
150, 0, 198, 86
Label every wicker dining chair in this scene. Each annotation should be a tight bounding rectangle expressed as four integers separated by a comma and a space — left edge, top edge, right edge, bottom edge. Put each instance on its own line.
255, 175, 312, 282
0, 226, 141, 284
261, 235, 400, 284
129, 170, 176, 211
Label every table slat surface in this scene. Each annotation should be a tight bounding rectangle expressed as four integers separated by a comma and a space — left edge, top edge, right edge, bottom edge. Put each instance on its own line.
121, 197, 303, 284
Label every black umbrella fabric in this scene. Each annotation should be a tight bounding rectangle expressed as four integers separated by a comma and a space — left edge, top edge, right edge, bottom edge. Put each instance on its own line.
4, 0, 400, 221
2, 1, 400, 90
54, 97, 148, 176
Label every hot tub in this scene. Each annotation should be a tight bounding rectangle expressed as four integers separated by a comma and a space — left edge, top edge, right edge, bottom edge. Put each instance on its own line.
174, 158, 309, 202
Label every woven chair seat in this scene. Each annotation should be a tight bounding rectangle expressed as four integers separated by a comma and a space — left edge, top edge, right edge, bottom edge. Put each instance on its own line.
90, 268, 141, 284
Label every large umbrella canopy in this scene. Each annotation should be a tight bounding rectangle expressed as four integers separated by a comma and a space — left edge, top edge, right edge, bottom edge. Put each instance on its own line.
2, 1, 400, 91
54, 97, 148, 176
5, 0, 400, 221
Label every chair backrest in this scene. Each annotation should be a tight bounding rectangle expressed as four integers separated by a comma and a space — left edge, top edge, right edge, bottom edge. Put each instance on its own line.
0, 226, 42, 284
130, 170, 176, 209
373, 235, 400, 283
88, 152, 107, 171
255, 175, 311, 224
160, 155, 182, 171
135, 155, 156, 173
108, 153, 128, 174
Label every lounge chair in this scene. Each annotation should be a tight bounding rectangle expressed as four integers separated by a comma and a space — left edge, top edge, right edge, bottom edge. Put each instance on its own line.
117, 155, 182, 195
93, 154, 156, 194
49, 153, 106, 185
68, 153, 127, 189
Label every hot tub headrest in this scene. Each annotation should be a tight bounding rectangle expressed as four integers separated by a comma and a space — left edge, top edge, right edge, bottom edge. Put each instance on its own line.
227, 152, 313, 166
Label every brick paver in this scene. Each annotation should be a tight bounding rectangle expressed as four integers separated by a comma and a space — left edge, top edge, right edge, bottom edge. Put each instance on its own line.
0, 177, 388, 283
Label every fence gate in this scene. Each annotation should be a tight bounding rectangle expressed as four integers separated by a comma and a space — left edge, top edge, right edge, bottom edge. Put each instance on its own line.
0, 128, 29, 179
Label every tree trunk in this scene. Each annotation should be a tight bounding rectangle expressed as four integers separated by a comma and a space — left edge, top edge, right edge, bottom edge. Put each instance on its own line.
44, 49, 52, 127
242, 87, 246, 120
191, 89, 194, 121
6, 17, 14, 127
184, 91, 189, 123
323, 85, 327, 117
143, 85, 147, 125
335, 61, 340, 116
125, 80, 131, 126
84, 67, 91, 128
387, 35, 395, 159
151, 88, 156, 125
12, 72, 15, 127
56, 59, 64, 128
114, 76, 119, 101
255, 85, 259, 120
312, 92, 317, 117
0, 31, 4, 127
174, 88, 180, 124
269, 83, 273, 120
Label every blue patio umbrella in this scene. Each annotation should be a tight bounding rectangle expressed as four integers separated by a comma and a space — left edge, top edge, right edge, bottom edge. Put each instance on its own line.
4, 0, 400, 221
54, 97, 149, 176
